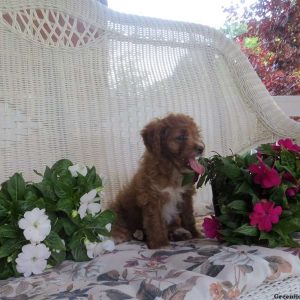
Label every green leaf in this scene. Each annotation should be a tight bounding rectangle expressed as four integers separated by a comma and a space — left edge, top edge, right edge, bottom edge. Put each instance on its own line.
269, 187, 285, 204
223, 236, 245, 245
196, 173, 207, 189
24, 189, 39, 203
7, 173, 26, 201
296, 158, 300, 172
244, 153, 259, 166
0, 262, 14, 280
61, 218, 78, 236
218, 229, 232, 237
281, 210, 293, 218
43, 166, 52, 181
273, 217, 300, 234
93, 210, 116, 227
44, 231, 65, 251
0, 225, 19, 238
0, 190, 11, 207
54, 181, 73, 199
219, 158, 241, 180
257, 143, 274, 156
50, 249, 66, 264
33, 182, 57, 202
21, 189, 45, 211
234, 224, 258, 236
236, 182, 259, 203
227, 200, 248, 212
281, 150, 296, 172
0, 203, 8, 219
71, 244, 89, 262
82, 228, 98, 242
51, 159, 73, 177
259, 231, 273, 241
182, 173, 195, 186
57, 197, 74, 214
69, 232, 89, 261
236, 181, 251, 194
225, 221, 239, 229
86, 166, 97, 185
0, 239, 22, 258
218, 214, 231, 224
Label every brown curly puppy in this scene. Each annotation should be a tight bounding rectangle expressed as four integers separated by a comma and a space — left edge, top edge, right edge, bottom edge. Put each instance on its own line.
110, 113, 205, 249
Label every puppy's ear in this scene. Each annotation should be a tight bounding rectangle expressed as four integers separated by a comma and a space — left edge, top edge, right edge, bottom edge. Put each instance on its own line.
141, 120, 165, 155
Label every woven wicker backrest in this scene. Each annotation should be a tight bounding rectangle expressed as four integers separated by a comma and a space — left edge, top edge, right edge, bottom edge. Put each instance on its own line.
0, 0, 299, 208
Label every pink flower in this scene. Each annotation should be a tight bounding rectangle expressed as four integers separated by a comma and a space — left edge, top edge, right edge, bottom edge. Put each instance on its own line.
250, 200, 282, 232
283, 172, 296, 183
272, 138, 300, 152
248, 156, 281, 189
286, 187, 299, 198
203, 216, 220, 239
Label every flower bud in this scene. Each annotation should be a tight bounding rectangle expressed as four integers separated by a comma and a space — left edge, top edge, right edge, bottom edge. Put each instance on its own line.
96, 187, 103, 194
84, 238, 90, 245
71, 210, 78, 218
286, 187, 298, 198
105, 223, 112, 232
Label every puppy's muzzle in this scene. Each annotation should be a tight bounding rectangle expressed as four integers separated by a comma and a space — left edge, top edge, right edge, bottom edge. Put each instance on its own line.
195, 144, 205, 155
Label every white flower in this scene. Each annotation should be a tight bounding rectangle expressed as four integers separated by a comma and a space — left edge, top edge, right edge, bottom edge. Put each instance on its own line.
85, 241, 102, 259
98, 234, 105, 241
99, 173, 107, 185
16, 243, 51, 277
68, 164, 87, 177
102, 239, 115, 252
105, 223, 112, 232
92, 187, 105, 200
85, 239, 115, 259
18, 208, 51, 243
78, 189, 102, 219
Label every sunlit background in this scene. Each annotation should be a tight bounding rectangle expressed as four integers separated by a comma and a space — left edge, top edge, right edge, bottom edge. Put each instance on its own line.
108, 0, 256, 29
105, 0, 300, 97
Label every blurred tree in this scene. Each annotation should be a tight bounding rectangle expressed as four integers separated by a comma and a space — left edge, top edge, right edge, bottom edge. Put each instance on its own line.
221, 21, 247, 39
224, 0, 300, 95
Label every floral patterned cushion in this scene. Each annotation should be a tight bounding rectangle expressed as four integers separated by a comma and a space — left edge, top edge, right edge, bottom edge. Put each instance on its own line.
1, 238, 300, 300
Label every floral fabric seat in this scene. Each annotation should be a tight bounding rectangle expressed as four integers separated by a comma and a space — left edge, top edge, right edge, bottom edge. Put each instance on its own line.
1, 238, 300, 299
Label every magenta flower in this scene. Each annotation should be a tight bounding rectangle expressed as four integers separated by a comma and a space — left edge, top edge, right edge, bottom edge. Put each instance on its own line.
250, 200, 282, 232
203, 216, 220, 239
283, 172, 296, 183
286, 187, 299, 198
248, 156, 281, 189
272, 138, 300, 152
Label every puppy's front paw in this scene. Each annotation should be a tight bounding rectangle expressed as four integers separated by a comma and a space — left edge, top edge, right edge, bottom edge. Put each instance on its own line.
111, 225, 131, 244
169, 227, 193, 241
147, 237, 169, 249
190, 229, 201, 239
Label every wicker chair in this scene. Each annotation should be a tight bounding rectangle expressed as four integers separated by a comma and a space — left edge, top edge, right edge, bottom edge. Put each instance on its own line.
0, 0, 299, 298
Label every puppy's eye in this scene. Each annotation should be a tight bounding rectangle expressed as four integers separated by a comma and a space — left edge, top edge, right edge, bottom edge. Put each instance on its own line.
176, 135, 187, 141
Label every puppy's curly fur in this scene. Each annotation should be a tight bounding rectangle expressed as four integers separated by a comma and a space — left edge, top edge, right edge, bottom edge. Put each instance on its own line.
110, 113, 205, 249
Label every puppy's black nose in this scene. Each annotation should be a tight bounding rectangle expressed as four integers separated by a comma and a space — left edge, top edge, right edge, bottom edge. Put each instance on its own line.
195, 145, 204, 155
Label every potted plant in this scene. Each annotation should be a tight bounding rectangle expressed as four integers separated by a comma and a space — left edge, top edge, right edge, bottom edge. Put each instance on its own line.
0, 159, 115, 279
197, 138, 300, 247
